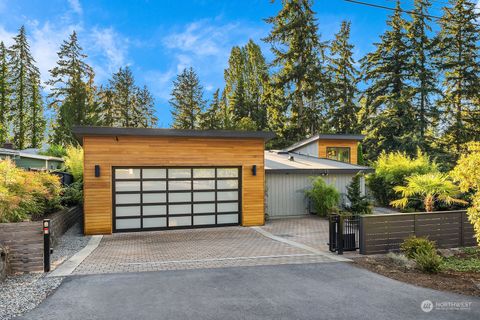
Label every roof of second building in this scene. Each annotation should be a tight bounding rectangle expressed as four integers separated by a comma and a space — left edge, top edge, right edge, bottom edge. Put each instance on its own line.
265, 150, 373, 174
0, 148, 64, 162
286, 133, 365, 152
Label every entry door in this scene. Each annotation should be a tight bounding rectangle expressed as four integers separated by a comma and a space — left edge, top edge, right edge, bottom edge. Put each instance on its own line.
113, 167, 241, 232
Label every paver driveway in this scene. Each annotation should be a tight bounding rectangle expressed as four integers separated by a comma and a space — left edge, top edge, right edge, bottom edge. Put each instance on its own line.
73, 225, 339, 275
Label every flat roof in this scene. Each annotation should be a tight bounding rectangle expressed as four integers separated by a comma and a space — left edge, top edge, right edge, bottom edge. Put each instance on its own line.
0, 148, 64, 162
265, 151, 373, 174
73, 126, 276, 144
286, 133, 365, 152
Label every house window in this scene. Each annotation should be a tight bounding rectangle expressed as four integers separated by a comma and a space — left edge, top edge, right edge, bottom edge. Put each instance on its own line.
326, 147, 351, 163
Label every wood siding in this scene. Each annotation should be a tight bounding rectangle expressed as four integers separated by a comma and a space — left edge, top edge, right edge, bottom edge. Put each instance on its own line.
318, 140, 359, 164
83, 136, 266, 235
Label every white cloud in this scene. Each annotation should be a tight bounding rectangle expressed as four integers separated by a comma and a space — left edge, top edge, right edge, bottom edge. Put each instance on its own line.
0, 25, 15, 46
67, 0, 82, 15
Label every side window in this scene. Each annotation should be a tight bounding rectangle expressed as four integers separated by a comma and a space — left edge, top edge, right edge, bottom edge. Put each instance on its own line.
326, 147, 351, 163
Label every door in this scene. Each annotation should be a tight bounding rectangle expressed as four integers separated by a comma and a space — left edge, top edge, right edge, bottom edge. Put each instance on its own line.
113, 167, 241, 232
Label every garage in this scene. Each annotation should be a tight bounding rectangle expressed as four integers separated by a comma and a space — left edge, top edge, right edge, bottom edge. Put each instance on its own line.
73, 126, 274, 235
113, 166, 241, 232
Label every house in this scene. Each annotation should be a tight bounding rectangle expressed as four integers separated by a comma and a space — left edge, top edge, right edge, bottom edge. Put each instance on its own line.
72, 126, 275, 235
0, 147, 64, 171
265, 150, 373, 217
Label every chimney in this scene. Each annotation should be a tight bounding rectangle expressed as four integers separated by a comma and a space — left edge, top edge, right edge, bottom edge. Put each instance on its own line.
2, 142, 14, 150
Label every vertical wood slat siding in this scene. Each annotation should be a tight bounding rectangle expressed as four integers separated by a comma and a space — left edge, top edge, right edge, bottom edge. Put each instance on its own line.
317, 140, 359, 164
359, 210, 477, 254
265, 173, 359, 217
83, 136, 265, 235
292, 142, 319, 157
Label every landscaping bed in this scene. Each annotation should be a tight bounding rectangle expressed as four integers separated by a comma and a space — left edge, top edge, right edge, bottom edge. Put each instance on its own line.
352, 247, 480, 297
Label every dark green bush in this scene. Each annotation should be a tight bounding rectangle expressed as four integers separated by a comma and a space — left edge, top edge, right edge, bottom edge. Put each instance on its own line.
61, 181, 84, 206
346, 173, 372, 215
400, 236, 436, 259
413, 249, 442, 273
305, 177, 340, 217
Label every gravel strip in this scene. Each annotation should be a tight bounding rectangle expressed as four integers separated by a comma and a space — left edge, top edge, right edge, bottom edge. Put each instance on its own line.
0, 223, 91, 320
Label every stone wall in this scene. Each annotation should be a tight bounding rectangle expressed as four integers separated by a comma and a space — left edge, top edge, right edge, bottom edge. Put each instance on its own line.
0, 206, 82, 274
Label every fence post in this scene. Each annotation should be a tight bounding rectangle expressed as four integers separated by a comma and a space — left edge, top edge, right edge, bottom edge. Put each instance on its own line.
43, 219, 51, 272
459, 211, 464, 247
337, 216, 344, 255
359, 216, 365, 254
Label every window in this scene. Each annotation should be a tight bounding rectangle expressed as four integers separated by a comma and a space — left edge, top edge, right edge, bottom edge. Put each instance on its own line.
326, 147, 351, 163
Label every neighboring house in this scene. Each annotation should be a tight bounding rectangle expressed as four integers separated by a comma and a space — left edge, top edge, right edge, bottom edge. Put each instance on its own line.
0, 147, 64, 171
73, 126, 275, 235
265, 134, 373, 217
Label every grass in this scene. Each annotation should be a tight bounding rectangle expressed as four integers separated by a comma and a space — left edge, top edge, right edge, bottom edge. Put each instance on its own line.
441, 247, 480, 273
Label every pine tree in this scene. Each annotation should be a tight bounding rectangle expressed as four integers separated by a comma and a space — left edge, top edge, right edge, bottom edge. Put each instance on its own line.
436, 0, 480, 156
406, 0, 439, 151
360, 1, 416, 160
169, 67, 205, 129
346, 173, 372, 215
0, 42, 10, 144
218, 89, 235, 130
28, 73, 45, 148
263, 0, 327, 136
109, 67, 137, 127
47, 31, 94, 145
136, 85, 157, 128
199, 89, 222, 129
327, 21, 360, 134
98, 85, 117, 127
8, 26, 42, 149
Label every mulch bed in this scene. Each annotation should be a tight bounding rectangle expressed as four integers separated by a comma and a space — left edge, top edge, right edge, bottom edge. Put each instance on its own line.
352, 255, 480, 297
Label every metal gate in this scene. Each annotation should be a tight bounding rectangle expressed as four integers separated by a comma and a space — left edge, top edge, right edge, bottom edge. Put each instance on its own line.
329, 214, 360, 254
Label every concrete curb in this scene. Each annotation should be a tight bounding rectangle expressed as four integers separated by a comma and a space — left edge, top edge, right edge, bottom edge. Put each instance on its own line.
251, 226, 351, 262
48, 235, 103, 277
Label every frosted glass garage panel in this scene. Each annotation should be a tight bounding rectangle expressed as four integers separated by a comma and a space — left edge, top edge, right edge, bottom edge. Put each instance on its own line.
193, 192, 215, 202
193, 203, 215, 214
217, 180, 238, 189
168, 168, 191, 178
116, 218, 140, 229
115, 181, 140, 192
193, 168, 215, 178
194, 215, 215, 225
115, 206, 140, 217
217, 168, 238, 178
169, 192, 191, 203
142, 169, 166, 179
143, 181, 166, 191
116, 193, 140, 204
169, 180, 191, 191
169, 216, 191, 227
143, 193, 166, 204
217, 214, 238, 224
217, 191, 238, 201
169, 204, 191, 215
143, 217, 166, 228
218, 202, 238, 212
143, 205, 166, 216
115, 169, 140, 179
193, 180, 215, 190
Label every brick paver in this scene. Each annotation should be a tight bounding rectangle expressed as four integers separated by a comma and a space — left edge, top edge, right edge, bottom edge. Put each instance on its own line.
73, 226, 336, 275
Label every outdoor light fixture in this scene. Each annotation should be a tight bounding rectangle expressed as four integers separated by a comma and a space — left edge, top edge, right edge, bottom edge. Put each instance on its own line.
252, 165, 257, 176
95, 165, 101, 177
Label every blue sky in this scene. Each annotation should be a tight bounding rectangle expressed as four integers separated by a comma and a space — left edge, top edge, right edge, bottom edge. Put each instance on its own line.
0, 0, 466, 127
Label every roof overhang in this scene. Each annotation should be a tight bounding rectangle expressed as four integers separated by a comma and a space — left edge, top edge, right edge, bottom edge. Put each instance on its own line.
266, 168, 375, 175
72, 126, 276, 145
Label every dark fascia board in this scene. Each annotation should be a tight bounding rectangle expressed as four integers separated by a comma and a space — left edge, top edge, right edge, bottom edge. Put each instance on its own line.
286, 133, 365, 152
266, 168, 375, 175
72, 126, 276, 145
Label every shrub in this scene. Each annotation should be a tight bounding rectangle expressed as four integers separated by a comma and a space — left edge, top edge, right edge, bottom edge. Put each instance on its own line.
61, 181, 84, 206
305, 177, 340, 217
65, 145, 83, 182
39, 144, 67, 158
413, 249, 442, 273
400, 236, 436, 259
346, 173, 372, 215
367, 150, 438, 207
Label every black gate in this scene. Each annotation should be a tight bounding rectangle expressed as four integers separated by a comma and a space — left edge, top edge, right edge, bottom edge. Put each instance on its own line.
329, 214, 360, 254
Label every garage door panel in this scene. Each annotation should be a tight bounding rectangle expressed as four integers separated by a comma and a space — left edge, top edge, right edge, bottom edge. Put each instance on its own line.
218, 202, 239, 212
143, 181, 166, 191
142, 168, 166, 179
115, 181, 140, 192
168, 180, 191, 190
116, 218, 141, 229
194, 215, 215, 225
193, 203, 215, 214
169, 204, 192, 215
169, 192, 191, 203
193, 180, 215, 190
193, 191, 215, 202
143, 205, 166, 216
143, 217, 167, 228
115, 206, 141, 217
143, 193, 166, 203
169, 216, 191, 227
116, 194, 140, 204
217, 214, 239, 224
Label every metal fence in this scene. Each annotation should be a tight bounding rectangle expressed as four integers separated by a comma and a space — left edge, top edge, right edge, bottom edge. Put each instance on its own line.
329, 214, 360, 254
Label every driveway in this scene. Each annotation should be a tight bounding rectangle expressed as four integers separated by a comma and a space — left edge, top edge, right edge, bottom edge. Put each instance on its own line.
19, 263, 480, 320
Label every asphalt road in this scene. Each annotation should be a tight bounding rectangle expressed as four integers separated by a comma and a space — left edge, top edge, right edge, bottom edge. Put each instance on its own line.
18, 263, 480, 320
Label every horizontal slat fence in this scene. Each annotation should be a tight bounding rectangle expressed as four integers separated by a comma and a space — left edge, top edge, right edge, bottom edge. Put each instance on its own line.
359, 210, 477, 254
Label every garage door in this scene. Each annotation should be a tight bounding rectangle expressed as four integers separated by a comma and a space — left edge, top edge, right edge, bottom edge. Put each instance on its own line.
113, 167, 241, 232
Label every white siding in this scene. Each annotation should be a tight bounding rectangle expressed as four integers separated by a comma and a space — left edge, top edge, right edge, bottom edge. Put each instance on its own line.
292, 142, 318, 157
266, 172, 364, 217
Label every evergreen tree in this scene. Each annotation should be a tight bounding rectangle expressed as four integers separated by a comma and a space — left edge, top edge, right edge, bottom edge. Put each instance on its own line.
169, 67, 205, 129
97, 85, 117, 127
136, 85, 157, 128
218, 89, 235, 130
263, 0, 327, 137
200, 89, 222, 129
0, 42, 10, 144
28, 73, 45, 148
346, 173, 372, 215
8, 26, 42, 149
360, 1, 416, 160
263, 77, 289, 148
436, 0, 480, 156
47, 31, 94, 145
327, 21, 360, 134
109, 67, 137, 127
